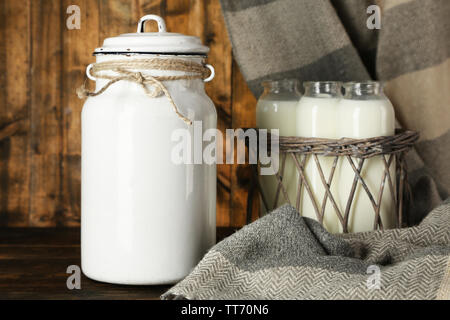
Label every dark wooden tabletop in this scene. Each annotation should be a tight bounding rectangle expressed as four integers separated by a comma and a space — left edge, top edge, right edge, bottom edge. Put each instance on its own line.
0, 227, 237, 300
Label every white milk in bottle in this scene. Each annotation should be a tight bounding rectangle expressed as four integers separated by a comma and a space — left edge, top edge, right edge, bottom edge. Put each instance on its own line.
256, 79, 301, 214
296, 81, 342, 233
337, 81, 396, 232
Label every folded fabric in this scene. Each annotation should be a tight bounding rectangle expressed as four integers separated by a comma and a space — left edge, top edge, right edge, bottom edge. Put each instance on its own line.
162, 199, 450, 300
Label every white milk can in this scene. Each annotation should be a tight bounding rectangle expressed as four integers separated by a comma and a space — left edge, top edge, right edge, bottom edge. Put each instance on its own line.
80, 15, 216, 285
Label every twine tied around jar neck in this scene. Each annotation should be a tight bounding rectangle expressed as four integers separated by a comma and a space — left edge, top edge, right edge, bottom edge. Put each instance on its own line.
76, 58, 214, 125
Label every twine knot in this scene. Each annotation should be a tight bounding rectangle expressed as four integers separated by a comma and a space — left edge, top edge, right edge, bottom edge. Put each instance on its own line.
134, 71, 145, 84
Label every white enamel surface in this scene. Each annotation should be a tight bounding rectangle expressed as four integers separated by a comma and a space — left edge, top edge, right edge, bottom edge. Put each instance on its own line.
81, 55, 216, 284
296, 97, 342, 233
337, 98, 396, 233
95, 15, 209, 54
256, 99, 299, 214
137, 15, 167, 33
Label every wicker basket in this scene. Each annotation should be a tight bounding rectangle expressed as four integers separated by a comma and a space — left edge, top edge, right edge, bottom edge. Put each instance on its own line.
246, 129, 419, 232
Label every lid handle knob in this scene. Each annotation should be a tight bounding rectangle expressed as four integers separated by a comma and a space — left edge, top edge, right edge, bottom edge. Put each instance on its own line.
137, 15, 167, 33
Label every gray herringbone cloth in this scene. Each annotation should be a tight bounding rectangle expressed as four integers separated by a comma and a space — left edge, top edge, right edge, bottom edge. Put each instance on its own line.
162, 200, 450, 300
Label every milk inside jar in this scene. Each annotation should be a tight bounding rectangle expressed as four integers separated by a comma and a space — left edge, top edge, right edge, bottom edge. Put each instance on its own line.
296, 81, 342, 233
337, 81, 396, 232
256, 79, 301, 213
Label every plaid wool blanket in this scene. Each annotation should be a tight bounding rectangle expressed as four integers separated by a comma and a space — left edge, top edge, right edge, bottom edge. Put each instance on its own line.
162, 200, 450, 299
219, 0, 450, 225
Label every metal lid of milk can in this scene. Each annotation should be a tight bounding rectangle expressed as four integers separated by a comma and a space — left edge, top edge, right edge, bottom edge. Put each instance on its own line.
94, 15, 210, 55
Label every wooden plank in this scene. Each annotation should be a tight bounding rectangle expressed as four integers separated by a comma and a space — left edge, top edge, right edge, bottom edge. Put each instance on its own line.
0, 228, 79, 246
29, 0, 64, 226
0, 0, 31, 227
231, 60, 259, 227
0, 246, 80, 260
204, 0, 233, 227
0, 226, 235, 246
163, 0, 191, 32
132, 0, 165, 20
99, 0, 134, 40
60, 0, 100, 226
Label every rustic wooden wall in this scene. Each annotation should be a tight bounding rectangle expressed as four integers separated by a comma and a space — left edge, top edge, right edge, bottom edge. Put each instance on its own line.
0, 0, 258, 227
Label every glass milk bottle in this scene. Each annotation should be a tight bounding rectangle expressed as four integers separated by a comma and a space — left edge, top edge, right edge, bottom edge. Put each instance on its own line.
337, 81, 396, 232
296, 81, 342, 233
81, 15, 216, 285
256, 79, 301, 214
